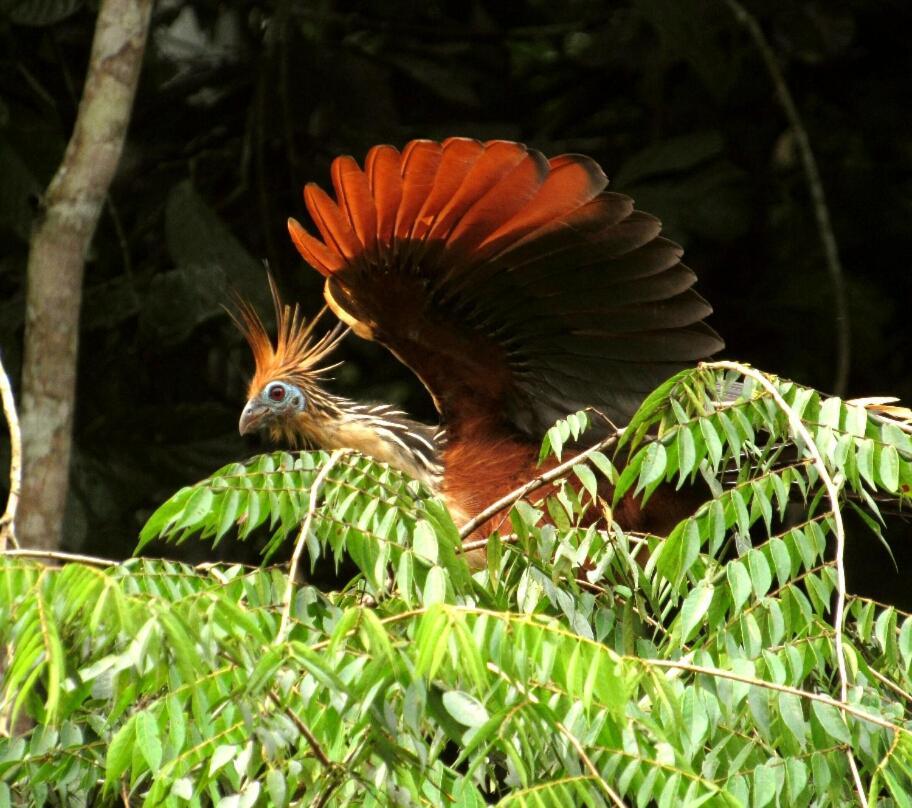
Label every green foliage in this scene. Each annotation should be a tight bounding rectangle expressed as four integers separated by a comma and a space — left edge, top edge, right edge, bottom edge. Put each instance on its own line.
3, 0, 910, 561
4, 366, 912, 805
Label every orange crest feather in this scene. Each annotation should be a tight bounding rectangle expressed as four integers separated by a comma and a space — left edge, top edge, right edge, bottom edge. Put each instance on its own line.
233, 277, 347, 398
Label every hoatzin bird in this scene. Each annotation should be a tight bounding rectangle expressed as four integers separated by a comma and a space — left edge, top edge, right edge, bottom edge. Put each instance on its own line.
236, 138, 723, 538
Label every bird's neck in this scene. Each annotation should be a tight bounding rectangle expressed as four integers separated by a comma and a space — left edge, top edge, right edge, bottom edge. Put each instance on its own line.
297, 398, 443, 487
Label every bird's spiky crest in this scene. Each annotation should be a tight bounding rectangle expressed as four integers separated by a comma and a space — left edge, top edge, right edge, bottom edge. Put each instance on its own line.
233, 276, 348, 399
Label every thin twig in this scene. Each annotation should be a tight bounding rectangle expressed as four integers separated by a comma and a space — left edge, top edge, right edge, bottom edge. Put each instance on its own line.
556, 720, 628, 807
867, 666, 912, 705
268, 691, 334, 768
458, 431, 622, 540
486, 661, 627, 807
1, 548, 117, 566
723, 0, 850, 396
871, 728, 902, 801
643, 657, 902, 735
703, 360, 868, 806
193, 561, 231, 584
277, 448, 350, 642
461, 533, 520, 554
0, 353, 22, 550
263, 684, 345, 793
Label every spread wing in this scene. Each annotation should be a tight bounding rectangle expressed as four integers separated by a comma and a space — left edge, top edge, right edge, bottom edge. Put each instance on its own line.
288, 138, 723, 440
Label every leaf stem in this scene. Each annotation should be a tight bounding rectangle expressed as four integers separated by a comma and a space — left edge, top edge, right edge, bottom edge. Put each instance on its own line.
0, 548, 116, 566
703, 360, 868, 805
643, 657, 902, 735
277, 448, 351, 642
458, 431, 622, 540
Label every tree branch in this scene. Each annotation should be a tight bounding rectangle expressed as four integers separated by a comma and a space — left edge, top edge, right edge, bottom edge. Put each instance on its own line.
18, 0, 153, 550
723, 0, 850, 396
643, 657, 902, 735
0, 353, 21, 550
268, 691, 334, 769
277, 448, 351, 642
0, 547, 117, 567
457, 431, 622, 540
703, 360, 868, 806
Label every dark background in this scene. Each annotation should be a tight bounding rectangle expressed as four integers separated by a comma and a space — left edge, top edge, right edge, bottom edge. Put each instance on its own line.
1, 0, 911, 590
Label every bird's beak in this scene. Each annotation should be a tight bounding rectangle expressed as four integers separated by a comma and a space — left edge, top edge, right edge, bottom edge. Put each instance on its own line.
239, 401, 268, 436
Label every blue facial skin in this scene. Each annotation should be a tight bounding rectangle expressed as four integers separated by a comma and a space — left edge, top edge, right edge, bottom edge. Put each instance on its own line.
238, 381, 306, 435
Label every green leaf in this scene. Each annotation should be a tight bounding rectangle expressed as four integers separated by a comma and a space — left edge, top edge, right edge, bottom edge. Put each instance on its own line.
175, 486, 215, 531
747, 549, 772, 599
572, 463, 598, 500
266, 770, 287, 808
877, 444, 900, 492
768, 538, 792, 586
819, 396, 842, 429
138, 487, 192, 547
134, 710, 162, 773
679, 582, 714, 642
778, 692, 807, 748
546, 425, 564, 461
442, 690, 490, 728
209, 744, 238, 776
412, 519, 438, 565
587, 451, 617, 481
701, 418, 723, 469
636, 442, 667, 494
171, 779, 193, 800
656, 518, 700, 587
845, 404, 867, 438
676, 424, 697, 479
104, 716, 136, 790
167, 693, 186, 753
900, 618, 912, 669
422, 566, 447, 606
811, 702, 850, 744
752, 763, 778, 808
857, 439, 876, 488
726, 561, 752, 614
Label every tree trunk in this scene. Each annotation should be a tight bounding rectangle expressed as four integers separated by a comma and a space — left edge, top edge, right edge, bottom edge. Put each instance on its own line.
18, 0, 153, 550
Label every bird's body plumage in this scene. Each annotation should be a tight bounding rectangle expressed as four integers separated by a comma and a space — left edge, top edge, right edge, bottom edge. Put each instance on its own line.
238, 138, 723, 537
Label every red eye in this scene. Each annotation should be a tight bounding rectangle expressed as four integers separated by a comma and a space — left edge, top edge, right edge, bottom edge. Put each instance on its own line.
268, 384, 286, 402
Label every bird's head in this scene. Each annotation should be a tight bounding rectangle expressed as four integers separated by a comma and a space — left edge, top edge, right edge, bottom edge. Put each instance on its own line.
233, 279, 347, 446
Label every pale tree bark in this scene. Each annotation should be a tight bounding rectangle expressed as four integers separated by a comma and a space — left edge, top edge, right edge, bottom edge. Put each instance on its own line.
18, 0, 153, 550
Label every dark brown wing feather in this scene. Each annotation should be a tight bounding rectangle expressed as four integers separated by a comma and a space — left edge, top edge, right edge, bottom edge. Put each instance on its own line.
289, 138, 723, 439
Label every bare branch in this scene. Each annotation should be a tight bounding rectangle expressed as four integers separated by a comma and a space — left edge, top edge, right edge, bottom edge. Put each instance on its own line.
703, 360, 868, 806
458, 430, 622, 540
277, 448, 351, 642
0, 353, 21, 550
268, 691, 334, 769
723, 0, 850, 396
643, 657, 903, 735
0, 547, 118, 567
